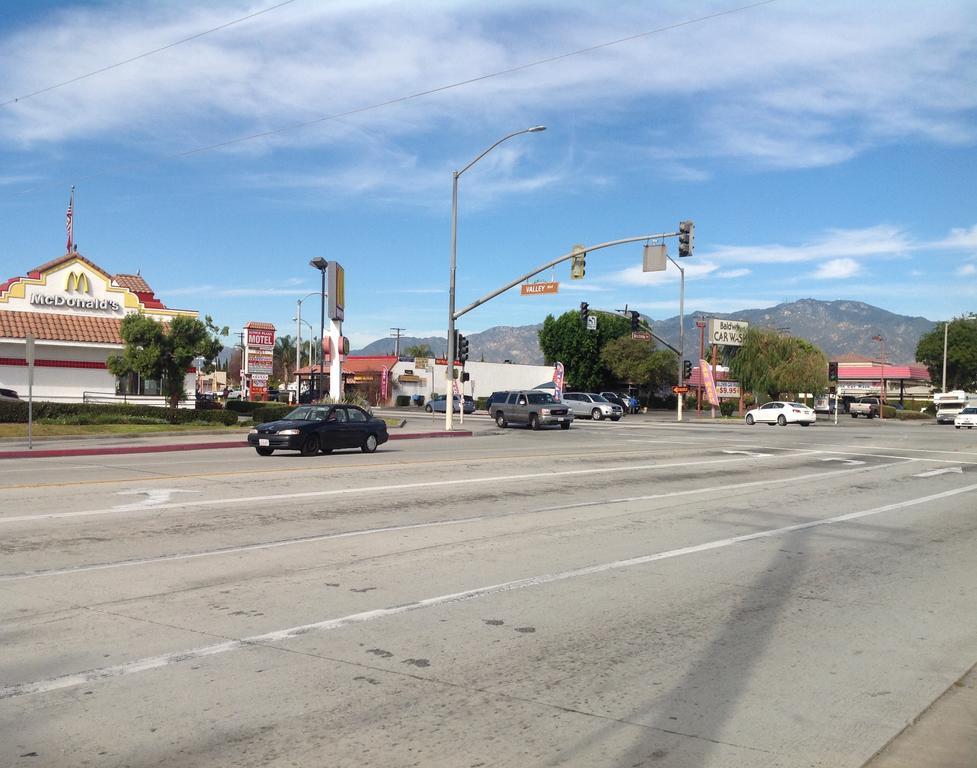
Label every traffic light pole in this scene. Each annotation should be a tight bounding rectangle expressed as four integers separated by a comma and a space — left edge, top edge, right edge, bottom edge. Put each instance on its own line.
452, 233, 677, 321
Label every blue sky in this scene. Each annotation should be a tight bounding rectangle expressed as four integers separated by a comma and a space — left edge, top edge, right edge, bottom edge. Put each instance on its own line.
1, 0, 975, 348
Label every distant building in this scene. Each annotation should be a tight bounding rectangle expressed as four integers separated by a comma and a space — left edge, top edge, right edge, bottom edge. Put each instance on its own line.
0, 252, 200, 405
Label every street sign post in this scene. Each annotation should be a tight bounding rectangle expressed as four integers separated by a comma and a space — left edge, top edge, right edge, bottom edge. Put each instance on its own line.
586, 315, 597, 331
520, 281, 559, 295
672, 385, 690, 394
631, 331, 653, 341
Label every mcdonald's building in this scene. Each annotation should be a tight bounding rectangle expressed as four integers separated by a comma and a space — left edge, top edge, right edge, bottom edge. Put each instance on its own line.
0, 252, 200, 405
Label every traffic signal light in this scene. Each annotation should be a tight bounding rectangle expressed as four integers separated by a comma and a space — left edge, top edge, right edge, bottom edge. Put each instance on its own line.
461, 371, 470, 382
828, 361, 838, 382
630, 310, 641, 331
683, 360, 692, 381
570, 244, 586, 279
678, 220, 695, 257
457, 333, 469, 364
580, 301, 589, 325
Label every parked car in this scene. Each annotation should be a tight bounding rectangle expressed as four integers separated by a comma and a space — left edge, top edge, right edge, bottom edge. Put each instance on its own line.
561, 392, 623, 421
247, 404, 388, 456
954, 406, 977, 429
425, 394, 475, 414
849, 396, 881, 419
491, 390, 573, 430
0, 387, 21, 402
599, 392, 629, 414
486, 391, 510, 412
745, 401, 816, 426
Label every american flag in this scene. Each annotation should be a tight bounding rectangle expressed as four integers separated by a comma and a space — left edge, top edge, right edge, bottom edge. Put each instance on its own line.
65, 189, 74, 251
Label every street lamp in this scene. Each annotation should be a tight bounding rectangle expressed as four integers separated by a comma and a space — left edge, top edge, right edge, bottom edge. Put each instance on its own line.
295, 291, 319, 395
446, 125, 546, 431
310, 257, 328, 401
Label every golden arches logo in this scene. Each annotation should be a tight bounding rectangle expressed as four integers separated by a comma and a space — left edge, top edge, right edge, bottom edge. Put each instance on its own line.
64, 271, 91, 294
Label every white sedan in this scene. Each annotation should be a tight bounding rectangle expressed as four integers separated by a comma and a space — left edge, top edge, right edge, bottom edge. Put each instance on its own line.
954, 406, 977, 429
745, 401, 816, 426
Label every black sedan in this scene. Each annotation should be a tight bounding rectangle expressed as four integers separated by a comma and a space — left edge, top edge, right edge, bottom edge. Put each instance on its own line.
248, 404, 389, 456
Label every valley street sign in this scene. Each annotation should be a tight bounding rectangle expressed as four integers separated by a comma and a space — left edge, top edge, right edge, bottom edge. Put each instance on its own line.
520, 281, 559, 296
631, 331, 653, 341
709, 318, 748, 346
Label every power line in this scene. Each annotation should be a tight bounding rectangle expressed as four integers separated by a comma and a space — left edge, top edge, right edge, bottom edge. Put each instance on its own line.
0, 0, 298, 108
12, 0, 778, 191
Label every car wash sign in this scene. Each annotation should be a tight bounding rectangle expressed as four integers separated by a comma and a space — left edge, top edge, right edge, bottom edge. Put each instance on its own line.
709, 319, 748, 346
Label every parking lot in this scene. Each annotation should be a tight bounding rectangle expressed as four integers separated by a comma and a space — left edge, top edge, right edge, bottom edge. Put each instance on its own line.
2, 416, 977, 767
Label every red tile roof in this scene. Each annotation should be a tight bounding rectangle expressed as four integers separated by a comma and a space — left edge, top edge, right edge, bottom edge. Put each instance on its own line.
113, 273, 154, 293
244, 321, 276, 330
0, 310, 123, 344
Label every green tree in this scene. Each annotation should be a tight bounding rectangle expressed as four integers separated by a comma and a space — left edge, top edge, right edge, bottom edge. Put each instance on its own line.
108, 314, 225, 407
538, 310, 630, 391
404, 343, 433, 358
600, 337, 677, 393
728, 328, 828, 401
274, 334, 297, 382
915, 315, 977, 391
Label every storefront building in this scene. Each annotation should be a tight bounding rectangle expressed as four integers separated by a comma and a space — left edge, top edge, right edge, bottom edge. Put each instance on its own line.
0, 251, 199, 405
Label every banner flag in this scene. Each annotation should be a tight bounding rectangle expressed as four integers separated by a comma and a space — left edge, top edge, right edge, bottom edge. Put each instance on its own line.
700, 358, 720, 407
552, 361, 565, 400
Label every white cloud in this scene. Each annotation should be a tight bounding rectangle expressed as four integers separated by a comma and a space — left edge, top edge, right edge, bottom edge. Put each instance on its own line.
611, 260, 719, 286
810, 258, 862, 279
708, 225, 911, 264
958, 263, 977, 276
0, 0, 974, 190
716, 268, 751, 279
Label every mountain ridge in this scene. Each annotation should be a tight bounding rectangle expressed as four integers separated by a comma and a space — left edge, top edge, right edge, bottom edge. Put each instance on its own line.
351, 299, 936, 365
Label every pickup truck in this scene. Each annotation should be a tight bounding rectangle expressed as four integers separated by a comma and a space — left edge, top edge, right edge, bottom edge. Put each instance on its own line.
849, 396, 881, 418
492, 390, 573, 430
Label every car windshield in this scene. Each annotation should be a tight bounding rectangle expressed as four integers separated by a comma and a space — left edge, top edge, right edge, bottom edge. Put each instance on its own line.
590, 394, 609, 403
961, 407, 977, 414
284, 407, 315, 420
527, 393, 556, 405
788, 402, 807, 408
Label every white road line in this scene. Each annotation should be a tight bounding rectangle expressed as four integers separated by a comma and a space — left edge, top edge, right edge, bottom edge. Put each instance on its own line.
0, 516, 484, 582
0, 452, 821, 525
5, 481, 975, 701
1, 459, 899, 581
533, 460, 911, 512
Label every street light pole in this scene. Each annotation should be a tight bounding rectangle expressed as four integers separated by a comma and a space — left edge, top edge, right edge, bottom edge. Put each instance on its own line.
942, 320, 949, 392
872, 334, 886, 419
445, 125, 546, 431
665, 253, 685, 421
310, 258, 329, 402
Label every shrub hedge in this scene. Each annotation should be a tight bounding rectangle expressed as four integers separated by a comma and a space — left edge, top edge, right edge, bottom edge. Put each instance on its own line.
0, 401, 238, 425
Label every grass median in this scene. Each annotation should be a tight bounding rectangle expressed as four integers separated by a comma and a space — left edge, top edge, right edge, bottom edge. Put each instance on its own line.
0, 418, 405, 439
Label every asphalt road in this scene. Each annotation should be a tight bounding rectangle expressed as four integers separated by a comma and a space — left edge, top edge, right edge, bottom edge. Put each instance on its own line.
2, 417, 977, 767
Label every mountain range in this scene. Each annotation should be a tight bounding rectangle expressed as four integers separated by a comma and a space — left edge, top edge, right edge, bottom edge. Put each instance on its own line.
351, 299, 936, 365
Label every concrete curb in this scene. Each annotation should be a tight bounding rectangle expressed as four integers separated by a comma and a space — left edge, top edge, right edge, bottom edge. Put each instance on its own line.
0, 430, 474, 460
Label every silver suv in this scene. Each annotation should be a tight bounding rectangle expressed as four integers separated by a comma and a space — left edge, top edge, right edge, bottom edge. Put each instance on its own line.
492, 390, 573, 430
562, 392, 623, 421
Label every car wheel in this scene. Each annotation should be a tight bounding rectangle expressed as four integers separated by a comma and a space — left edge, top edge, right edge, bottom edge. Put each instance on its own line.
591, 408, 603, 421
320, 446, 333, 454
611, 416, 621, 422
851, 413, 858, 419
255, 447, 274, 456
425, 404, 433, 413
955, 425, 961, 429
300, 435, 319, 456
560, 422, 571, 430
361, 434, 378, 453
800, 422, 810, 427
495, 412, 507, 428
529, 414, 540, 431
777, 415, 787, 426
745, 414, 755, 425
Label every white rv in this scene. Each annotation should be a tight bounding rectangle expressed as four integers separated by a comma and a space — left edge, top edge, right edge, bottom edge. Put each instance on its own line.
934, 390, 977, 424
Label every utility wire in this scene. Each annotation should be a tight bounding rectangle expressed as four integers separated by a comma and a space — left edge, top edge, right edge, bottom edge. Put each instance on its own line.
14, 0, 778, 191
0, 0, 298, 108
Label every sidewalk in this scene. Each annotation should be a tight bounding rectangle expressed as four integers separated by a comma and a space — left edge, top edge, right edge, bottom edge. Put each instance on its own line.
864, 662, 977, 767
0, 416, 487, 459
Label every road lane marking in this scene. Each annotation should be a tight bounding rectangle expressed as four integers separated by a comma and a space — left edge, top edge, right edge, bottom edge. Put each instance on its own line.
819, 458, 866, 466
722, 450, 772, 457
0, 459, 902, 581
913, 467, 964, 478
5, 480, 975, 701
0, 516, 484, 582
533, 460, 911, 512
0, 452, 821, 525
113, 488, 197, 510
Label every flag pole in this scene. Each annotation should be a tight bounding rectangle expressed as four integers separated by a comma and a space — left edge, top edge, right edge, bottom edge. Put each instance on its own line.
66, 185, 75, 253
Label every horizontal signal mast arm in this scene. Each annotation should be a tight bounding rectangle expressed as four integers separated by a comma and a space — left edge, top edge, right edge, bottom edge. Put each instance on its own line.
453, 232, 677, 320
